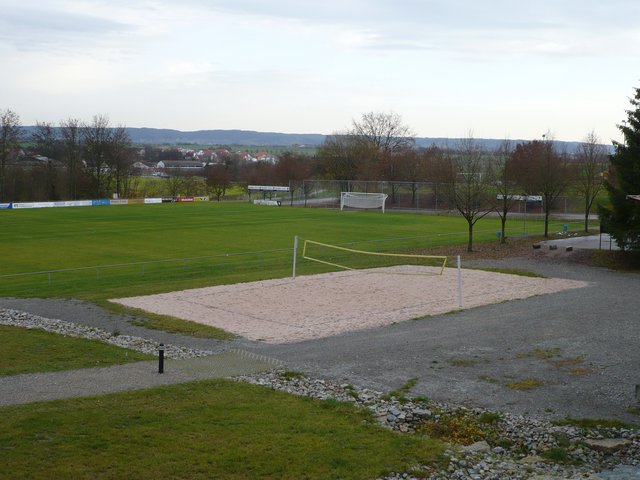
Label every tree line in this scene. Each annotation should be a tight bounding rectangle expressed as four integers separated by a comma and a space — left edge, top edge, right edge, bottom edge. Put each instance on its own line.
3, 92, 639, 252
0, 114, 135, 202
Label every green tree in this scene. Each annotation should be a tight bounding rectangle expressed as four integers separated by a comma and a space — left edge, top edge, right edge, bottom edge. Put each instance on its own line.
599, 86, 640, 251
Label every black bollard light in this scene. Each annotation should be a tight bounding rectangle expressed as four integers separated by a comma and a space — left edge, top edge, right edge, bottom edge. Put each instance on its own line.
158, 343, 165, 374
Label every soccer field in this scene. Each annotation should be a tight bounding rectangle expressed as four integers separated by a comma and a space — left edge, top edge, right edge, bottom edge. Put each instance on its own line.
0, 202, 562, 300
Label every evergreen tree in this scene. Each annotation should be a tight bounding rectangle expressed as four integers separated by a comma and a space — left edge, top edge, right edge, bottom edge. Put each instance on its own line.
599, 86, 640, 251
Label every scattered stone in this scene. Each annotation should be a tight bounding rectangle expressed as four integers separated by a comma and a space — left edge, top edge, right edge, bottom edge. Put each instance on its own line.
520, 455, 546, 464
0, 308, 212, 359
460, 441, 491, 454
584, 438, 632, 453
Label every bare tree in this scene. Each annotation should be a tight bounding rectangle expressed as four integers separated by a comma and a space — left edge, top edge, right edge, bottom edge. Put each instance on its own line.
401, 148, 429, 207
316, 133, 366, 192
205, 164, 230, 201
493, 140, 519, 243
165, 170, 184, 197
351, 112, 415, 204
351, 111, 415, 154
512, 137, 570, 237
108, 126, 134, 198
447, 135, 494, 251
575, 131, 607, 232
82, 115, 112, 198
60, 118, 83, 199
274, 152, 312, 205
32, 121, 60, 159
0, 109, 22, 202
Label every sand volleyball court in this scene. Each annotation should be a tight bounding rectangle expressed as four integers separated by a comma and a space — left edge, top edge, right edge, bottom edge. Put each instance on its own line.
112, 266, 588, 343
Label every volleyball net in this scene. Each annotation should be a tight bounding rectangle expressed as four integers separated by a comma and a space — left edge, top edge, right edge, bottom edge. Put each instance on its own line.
302, 239, 448, 275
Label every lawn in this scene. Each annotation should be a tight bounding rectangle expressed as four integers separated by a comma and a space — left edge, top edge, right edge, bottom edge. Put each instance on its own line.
0, 379, 444, 479
1, 325, 153, 376
0, 202, 572, 301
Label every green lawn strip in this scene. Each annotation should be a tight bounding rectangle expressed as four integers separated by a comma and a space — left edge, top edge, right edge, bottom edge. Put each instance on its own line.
551, 417, 639, 430
0, 379, 444, 479
1, 325, 153, 376
100, 301, 235, 341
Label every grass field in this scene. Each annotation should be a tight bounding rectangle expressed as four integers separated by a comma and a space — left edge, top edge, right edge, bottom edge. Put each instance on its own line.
0, 202, 574, 301
0, 379, 444, 479
1, 325, 153, 375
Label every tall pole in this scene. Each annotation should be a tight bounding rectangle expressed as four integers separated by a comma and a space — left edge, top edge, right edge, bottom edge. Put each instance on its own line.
292, 235, 299, 278
457, 255, 462, 308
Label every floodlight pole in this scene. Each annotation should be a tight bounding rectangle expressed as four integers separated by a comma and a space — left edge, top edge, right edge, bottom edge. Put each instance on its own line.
292, 235, 299, 279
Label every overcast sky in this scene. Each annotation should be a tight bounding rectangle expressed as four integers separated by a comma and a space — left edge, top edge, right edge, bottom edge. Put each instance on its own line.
1, 0, 638, 142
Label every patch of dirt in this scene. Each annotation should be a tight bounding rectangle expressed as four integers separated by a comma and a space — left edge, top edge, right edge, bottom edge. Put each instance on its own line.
422, 236, 550, 261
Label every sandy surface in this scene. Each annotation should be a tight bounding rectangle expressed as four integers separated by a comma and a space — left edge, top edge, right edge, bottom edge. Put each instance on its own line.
111, 266, 588, 343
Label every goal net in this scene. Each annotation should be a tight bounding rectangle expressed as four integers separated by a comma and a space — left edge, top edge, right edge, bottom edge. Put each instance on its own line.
340, 192, 388, 213
302, 239, 447, 275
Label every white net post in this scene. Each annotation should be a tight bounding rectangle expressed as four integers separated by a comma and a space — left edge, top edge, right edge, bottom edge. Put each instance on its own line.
457, 255, 462, 307
292, 235, 299, 279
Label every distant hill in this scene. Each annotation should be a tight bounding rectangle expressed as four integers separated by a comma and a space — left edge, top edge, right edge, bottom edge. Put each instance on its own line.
122, 128, 326, 147
21, 126, 607, 153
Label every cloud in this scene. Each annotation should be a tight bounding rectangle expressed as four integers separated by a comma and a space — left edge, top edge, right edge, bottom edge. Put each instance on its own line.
0, 4, 133, 53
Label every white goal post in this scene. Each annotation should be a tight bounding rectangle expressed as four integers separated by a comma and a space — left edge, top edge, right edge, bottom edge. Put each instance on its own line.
340, 192, 389, 213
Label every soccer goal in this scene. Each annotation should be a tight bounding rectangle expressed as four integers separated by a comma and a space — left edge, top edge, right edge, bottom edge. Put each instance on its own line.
302, 239, 447, 275
340, 192, 388, 213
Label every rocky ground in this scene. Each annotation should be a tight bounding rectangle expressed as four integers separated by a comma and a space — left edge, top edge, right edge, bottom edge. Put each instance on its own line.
4, 307, 640, 480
